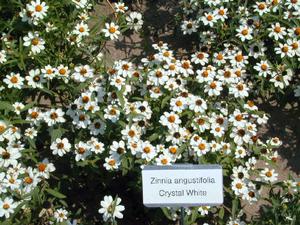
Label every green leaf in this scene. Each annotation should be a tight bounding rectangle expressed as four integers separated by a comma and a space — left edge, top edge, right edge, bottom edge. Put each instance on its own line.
218, 207, 225, 219
46, 188, 66, 199
0, 101, 14, 111
116, 89, 125, 108
48, 127, 67, 142
161, 207, 172, 220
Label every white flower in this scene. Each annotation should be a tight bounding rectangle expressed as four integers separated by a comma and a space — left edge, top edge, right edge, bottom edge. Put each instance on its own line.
0, 197, 18, 218
115, 2, 128, 13
44, 108, 65, 126
104, 156, 120, 170
229, 82, 249, 98
54, 208, 68, 223
104, 105, 120, 123
74, 22, 90, 37
50, 138, 71, 156
75, 141, 91, 161
26, 0, 48, 20
3, 73, 24, 89
98, 196, 125, 222
259, 168, 278, 183
12, 102, 25, 115
72, 65, 94, 82
181, 20, 199, 35
72, 0, 90, 8
275, 43, 293, 58
191, 52, 209, 65
159, 112, 181, 129
201, 12, 217, 27
232, 179, 248, 195
126, 12, 143, 31
0, 50, 7, 64
254, 2, 269, 16
268, 23, 287, 40
36, 159, 55, 179
26, 69, 46, 89
25, 127, 38, 139
192, 139, 210, 156
156, 154, 172, 165
102, 23, 120, 40
204, 81, 223, 96
23, 32, 45, 54
89, 119, 106, 136
88, 137, 105, 154
236, 25, 253, 41
140, 141, 156, 162
198, 206, 210, 216
0, 147, 21, 168
254, 60, 271, 77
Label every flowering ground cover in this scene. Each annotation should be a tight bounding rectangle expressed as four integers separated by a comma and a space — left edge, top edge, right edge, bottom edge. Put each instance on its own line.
0, 0, 299, 225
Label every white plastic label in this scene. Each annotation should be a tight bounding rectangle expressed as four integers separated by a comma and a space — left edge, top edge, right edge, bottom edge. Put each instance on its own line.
142, 164, 223, 207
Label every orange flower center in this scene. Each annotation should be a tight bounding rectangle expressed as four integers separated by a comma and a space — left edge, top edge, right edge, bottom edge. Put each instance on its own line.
274, 26, 281, 33
169, 64, 175, 70
24, 177, 33, 184
168, 115, 176, 123
82, 96, 89, 103
2, 151, 10, 159
35, 5, 43, 12
265, 171, 273, 177
50, 112, 58, 119
261, 64, 268, 71
282, 46, 289, 53
198, 143, 206, 150
176, 101, 182, 107
0, 125, 5, 133
59, 68, 66, 75
31, 111, 39, 119
235, 114, 243, 121
31, 38, 39, 46
128, 130, 135, 137
161, 159, 168, 165
108, 159, 116, 166
216, 53, 223, 60
169, 147, 177, 154
197, 119, 205, 125
156, 71, 163, 78
78, 147, 86, 154
3, 203, 10, 209
143, 147, 151, 153
236, 183, 243, 189
79, 27, 85, 33
38, 163, 47, 172
292, 42, 298, 49
110, 108, 117, 115
241, 29, 248, 35
109, 27, 116, 33
258, 3, 266, 10
182, 62, 190, 69
210, 82, 217, 89
207, 15, 213, 21
235, 54, 243, 62
57, 142, 64, 149
10, 76, 18, 84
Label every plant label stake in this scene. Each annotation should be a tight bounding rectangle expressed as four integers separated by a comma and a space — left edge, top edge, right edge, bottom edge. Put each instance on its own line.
142, 164, 223, 225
